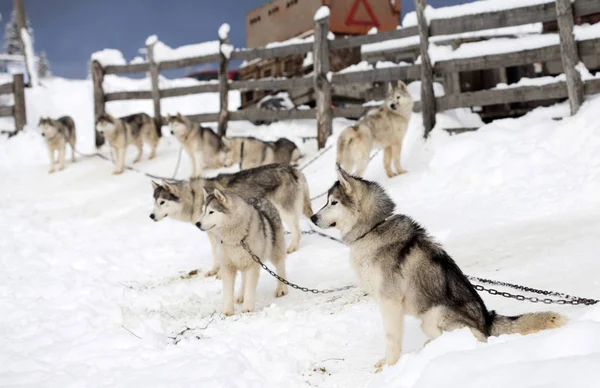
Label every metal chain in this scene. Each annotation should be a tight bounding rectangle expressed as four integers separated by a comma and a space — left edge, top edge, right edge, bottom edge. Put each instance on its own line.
240, 239, 355, 294
299, 144, 333, 171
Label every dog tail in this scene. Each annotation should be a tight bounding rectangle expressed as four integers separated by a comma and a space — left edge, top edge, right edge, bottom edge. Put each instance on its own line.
488, 311, 567, 337
296, 169, 313, 218
336, 126, 358, 171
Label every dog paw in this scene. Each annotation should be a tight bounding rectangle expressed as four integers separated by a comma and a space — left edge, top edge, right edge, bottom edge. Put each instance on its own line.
112, 170, 123, 175
236, 295, 244, 304
242, 306, 253, 314
222, 309, 234, 317
48, 169, 55, 174
286, 244, 298, 254
58, 165, 65, 171
386, 171, 398, 178
204, 268, 220, 278
275, 287, 289, 298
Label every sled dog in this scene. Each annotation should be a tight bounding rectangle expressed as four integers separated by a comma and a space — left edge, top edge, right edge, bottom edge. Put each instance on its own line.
197, 189, 288, 315
150, 164, 313, 276
221, 136, 301, 170
95, 112, 160, 174
38, 116, 77, 174
166, 113, 225, 177
337, 81, 413, 177
311, 164, 568, 371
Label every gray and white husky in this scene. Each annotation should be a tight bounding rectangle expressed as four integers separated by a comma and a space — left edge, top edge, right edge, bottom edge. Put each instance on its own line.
95, 112, 160, 174
166, 113, 226, 178
38, 116, 77, 174
311, 164, 567, 371
197, 189, 288, 315
337, 81, 413, 177
220, 136, 302, 170
150, 164, 313, 276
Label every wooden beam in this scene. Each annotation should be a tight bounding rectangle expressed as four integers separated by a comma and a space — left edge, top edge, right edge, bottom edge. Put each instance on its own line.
186, 113, 220, 123
229, 109, 316, 122
229, 77, 313, 91
0, 105, 14, 117
158, 54, 221, 71
105, 90, 152, 101
330, 26, 419, 51
104, 63, 149, 75
415, 0, 436, 137
230, 42, 313, 61
555, 0, 584, 115
331, 65, 421, 85
160, 83, 220, 98
218, 25, 230, 136
146, 41, 162, 130
91, 60, 106, 147
314, 11, 332, 149
12, 74, 26, 131
0, 83, 13, 95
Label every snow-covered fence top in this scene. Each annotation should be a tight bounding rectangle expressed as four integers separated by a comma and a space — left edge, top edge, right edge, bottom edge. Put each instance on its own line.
0, 74, 26, 133
91, 0, 600, 144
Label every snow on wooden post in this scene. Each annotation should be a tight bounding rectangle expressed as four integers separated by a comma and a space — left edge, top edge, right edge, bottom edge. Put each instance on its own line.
415, 0, 436, 137
218, 23, 231, 137
91, 60, 106, 148
313, 6, 333, 150
12, 73, 26, 132
555, 0, 584, 115
146, 36, 163, 132
14, 0, 36, 87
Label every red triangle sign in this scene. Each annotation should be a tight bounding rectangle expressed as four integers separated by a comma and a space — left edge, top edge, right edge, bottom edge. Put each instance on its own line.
346, 0, 380, 27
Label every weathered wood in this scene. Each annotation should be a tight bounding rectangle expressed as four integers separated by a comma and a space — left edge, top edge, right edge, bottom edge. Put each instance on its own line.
0, 105, 14, 117
12, 74, 26, 131
415, 0, 436, 137
314, 14, 332, 149
146, 42, 163, 131
104, 63, 149, 75
0, 83, 13, 95
218, 27, 230, 136
330, 26, 419, 51
556, 0, 584, 115
230, 42, 313, 61
104, 90, 153, 101
91, 60, 106, 147
14, 0, 34, 87
229, 108, 316, 122
331, 65, 421, 85
161, 83, 220, 98
584, 78, 600, 95
229, 77, 313, 91
573, 0, 600, 18
186, 113, 220, 123
158, 54, 221, 71
443, 73, 460, 95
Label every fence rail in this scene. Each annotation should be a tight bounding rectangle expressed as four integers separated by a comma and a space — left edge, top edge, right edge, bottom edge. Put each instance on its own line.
0, 74, 27, 132
92, 0, 600, 147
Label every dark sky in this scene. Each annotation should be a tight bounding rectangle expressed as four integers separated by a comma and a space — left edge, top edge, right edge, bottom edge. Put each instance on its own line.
0, 0, 465, 79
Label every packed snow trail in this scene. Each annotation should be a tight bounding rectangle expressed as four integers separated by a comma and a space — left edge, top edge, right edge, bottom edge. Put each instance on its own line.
1, 79, 600, 387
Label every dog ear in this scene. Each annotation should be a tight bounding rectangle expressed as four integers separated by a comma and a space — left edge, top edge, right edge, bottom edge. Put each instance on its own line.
202, 187, 210, 202
213, 189, 227, 205
387, 82, 393, 94
166, 114, 172, 122
397, 80, 407, 90
336, 163, 353, 194
162, 181, 178, 195
176, 112, 183, 120
151, 180, 161, 190
221, 137, 231, 147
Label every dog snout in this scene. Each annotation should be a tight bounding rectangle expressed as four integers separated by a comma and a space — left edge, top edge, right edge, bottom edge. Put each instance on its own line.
195, 221, 202, 229
170, 130, 174, 135
149, 214, 156, 221
41, 133, 45, 137
310, 214, 318, 224
390, 103, 397, 110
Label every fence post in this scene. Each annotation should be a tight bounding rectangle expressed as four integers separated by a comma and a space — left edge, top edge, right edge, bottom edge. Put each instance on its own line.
218, 24, 230, 136
12, 73, 26, 132
555, 0, 584, 115
313, 8, 332, 150
415, 0, 436, 137
91, 60, 106, 147
146, 41, 163, 131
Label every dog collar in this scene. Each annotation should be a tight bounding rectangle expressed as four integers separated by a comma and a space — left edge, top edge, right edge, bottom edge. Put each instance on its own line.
353, 218, 388, 243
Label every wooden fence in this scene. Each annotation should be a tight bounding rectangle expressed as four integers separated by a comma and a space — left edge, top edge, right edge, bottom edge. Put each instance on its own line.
0, 73, 26, 133
92, 0, 600, 148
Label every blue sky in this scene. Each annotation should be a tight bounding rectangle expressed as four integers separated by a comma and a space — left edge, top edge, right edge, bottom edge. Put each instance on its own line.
0, 0, 465, 79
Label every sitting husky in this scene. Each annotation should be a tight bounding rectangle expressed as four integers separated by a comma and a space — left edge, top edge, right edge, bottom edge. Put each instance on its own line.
311, 164, 567, 371
166, 113, 225, 178
197, 189, 288, 315
95, 112, 160, 174
337, 81, 413, 178
38, 116, 77, 174
221, 136, 301, 170
150, 164, 313, 277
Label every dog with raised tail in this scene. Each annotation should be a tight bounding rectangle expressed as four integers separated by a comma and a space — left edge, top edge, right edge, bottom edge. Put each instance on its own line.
311, 164, 568, 372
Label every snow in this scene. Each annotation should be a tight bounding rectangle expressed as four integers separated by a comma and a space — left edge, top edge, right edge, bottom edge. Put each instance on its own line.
145, 34, 158, 46
218, 23, 230, 40
20, 27, 38, 87
91, 49, 126, 66
494, 64, 600, 90
2, 71, 600, 387
337, 60, 410, 74
314, 6, 330, 21
220, 44, 234, 59
152, 39, 220, 63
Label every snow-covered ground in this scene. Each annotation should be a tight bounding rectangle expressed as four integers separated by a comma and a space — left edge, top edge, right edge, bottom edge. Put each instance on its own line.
1, 74, 600, 388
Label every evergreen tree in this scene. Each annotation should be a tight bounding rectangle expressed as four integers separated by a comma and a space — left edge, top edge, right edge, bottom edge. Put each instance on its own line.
37, 50, 50, 78
3, 9, 34, 55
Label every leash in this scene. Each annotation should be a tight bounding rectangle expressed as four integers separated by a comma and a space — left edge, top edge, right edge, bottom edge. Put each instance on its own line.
299, 144, 333, 171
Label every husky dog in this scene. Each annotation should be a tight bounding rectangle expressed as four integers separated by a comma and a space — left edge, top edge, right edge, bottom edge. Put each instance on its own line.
166, 113, 225, 178
95, 112, 160, 174
150, 164, 313, 276
197, 189, 288, 315
221, 136, 302, 170
311, 164, 567, 371
337, 81, 413, 178
38, 116, 77, 174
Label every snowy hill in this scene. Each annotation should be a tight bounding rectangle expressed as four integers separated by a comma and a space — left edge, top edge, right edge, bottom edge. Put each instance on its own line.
1, 77, 600, 387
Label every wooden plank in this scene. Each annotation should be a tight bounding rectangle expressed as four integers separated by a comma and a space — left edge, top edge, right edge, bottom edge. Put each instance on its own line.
314, 12, 332, 149
160, 83, 220, 98
103, 63, 149, 75
415, 0, 436, 137
158, 54, 221, 71
229, 77, 313, 91
556, 0, 584, 115
436, 82, 569, 111
12, 74, 25, 131
230, 42, 313, 61
331, 65, 421, 85
573, 0, 600, 17
584, 78, 600, 95
0, 105, 14, 117
229, 109, 317, 122
330, 26, 419, 51
105, 90, 152, 101
186, 113, 220, 123
146, 42, 162, 130
0, 83, 13, 95
218, 27, 230, 136
91, 60, 106, 147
